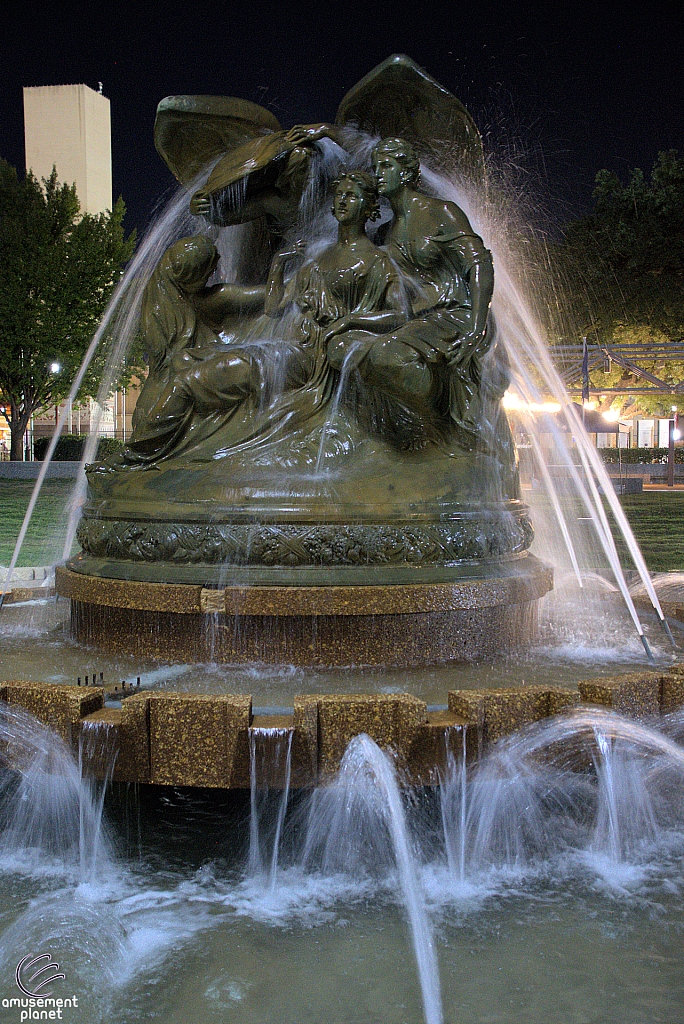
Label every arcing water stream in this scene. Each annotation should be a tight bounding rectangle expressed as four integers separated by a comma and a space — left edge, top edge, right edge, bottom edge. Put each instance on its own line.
0, 132, 675, 656
2, 133, 684, 1021
2, 709, 684, 1021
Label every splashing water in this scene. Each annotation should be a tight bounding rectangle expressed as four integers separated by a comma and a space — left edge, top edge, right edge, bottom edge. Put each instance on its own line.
303, 734, 443, 1024
0, 705, 115, 882
439, 726, 468, 881
248, 728, 294, 888
420, 164, 671, 654
0, 170, 216, 605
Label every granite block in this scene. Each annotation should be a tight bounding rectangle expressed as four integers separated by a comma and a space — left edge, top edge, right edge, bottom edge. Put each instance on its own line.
4, 681, 104, 745
448, 686, 579, 744
316, 693, 427, 776
408, 711, 474, 784
293, 695, 319, 786
661, 671, 684, 713
118, 693, 152, 782
59, 559, 552, 667
578, 672, 662, 718
149, 693, 251, 787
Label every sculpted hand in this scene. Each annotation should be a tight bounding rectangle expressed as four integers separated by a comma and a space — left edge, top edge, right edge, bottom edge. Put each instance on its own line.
323, 316, 352, 343
275, 239, 307, 262
284, 123, 335, 147
190, 192, 212, 217
446, 329, 485, 368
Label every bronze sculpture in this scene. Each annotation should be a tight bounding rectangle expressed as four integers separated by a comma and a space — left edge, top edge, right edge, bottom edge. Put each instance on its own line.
127, 137, 495, 464
60, 56, 551, 666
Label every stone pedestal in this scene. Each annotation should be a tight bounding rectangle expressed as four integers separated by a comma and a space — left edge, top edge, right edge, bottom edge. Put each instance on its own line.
56, 555, 552, 667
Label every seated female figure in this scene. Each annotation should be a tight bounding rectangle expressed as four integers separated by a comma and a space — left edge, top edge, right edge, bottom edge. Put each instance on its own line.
127, 173, 406, 465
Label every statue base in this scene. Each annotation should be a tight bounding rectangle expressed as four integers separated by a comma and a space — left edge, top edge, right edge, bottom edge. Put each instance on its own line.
55, 555, 552, 667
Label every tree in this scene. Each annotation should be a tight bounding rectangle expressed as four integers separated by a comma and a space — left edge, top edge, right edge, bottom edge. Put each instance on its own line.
0, 159, 136, 459
557, 150, 684, 342
548, 152, 684, 417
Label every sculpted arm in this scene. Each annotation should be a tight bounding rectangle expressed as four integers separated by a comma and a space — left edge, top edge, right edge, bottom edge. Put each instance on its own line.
438, 203, 494, 363
323, 270, 408, 341
456, 230, 494, 338
264, 241, 307, 317
190, 126, 341, 224
324, 309, 408, 340
193, 283, 267, 325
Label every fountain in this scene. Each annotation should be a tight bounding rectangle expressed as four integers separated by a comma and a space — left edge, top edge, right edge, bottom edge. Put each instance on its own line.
3, 54, 684, 1024
52, 54, 553, 667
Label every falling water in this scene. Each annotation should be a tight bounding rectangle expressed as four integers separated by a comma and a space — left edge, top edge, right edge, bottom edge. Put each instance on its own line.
0, 705, 114, 880
439, 727, 468, 880
78, 720, 119, 879
248, 727, 294, 887
248, 731, 262, 876
314, 339, 364, 473
593, 730, 622, 862
303, 734, 443, 1024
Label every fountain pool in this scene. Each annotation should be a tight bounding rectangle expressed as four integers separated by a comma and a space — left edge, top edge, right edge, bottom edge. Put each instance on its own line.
2, 697, 684, 1023
3, 54, 684, 1024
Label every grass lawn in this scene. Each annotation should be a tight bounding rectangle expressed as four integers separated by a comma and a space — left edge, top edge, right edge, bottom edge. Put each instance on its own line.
0, 479, 75, 567
610, 491, 684, 573
1, 479, 684, 572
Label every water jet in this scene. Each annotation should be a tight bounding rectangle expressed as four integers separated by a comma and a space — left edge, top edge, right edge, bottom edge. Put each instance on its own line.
2, 54, 684, 1024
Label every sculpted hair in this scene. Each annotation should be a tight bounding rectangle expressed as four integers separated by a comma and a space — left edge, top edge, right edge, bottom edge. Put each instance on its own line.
166, 236, 219, 289
331, 172, 381, 222
372, 137, 421, 187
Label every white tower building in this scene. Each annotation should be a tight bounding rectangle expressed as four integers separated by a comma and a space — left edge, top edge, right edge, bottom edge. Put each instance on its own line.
23, 83, 112, 214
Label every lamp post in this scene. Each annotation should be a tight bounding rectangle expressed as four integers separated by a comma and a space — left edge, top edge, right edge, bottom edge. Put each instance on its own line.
668, 404, 677, 488
50, 362, 61, 427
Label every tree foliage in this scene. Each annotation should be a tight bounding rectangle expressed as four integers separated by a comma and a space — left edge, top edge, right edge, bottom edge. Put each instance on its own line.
549, 152, 684, 417
557, 150, 684, 342
0, 159, 136, 458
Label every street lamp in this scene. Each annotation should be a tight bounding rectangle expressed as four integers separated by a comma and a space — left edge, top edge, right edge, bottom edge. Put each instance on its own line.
49, 362, 62, 427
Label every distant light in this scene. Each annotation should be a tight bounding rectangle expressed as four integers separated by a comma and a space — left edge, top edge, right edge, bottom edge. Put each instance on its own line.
50, 362, 61, 373
604, 409, 621, 422
675, 429, 682, 441
583, 400, 597, 411
502, 392, 561, 414
672, 405, 678, 412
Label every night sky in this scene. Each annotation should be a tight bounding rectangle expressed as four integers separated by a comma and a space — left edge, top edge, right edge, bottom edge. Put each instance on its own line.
1, 2, 682, 235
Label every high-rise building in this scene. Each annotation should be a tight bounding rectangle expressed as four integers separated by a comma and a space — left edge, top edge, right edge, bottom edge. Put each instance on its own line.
21, 84, 139, 451
23, 83, 112, 214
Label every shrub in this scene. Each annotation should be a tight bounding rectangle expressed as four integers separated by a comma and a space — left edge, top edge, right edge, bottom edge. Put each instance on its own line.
599, 447, 684, 464
34, 434, 125, 461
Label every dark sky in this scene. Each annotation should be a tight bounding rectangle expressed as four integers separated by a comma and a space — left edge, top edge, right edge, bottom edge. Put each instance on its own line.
1, 1, 682, 235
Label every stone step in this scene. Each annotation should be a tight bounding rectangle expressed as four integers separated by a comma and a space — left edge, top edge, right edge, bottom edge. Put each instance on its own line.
2, 670, 682, 789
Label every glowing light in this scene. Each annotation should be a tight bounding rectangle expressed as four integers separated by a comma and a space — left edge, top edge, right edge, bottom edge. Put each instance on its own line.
49, 362, 61, 373
603, 409, 621, 423
502, 392, 561, 414
675, 429, 682, 441
583, 400, 597, 411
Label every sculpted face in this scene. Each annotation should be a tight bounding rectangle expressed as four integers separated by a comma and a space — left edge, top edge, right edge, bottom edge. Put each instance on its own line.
372, 152, 406, 197
333, 178, 367, 224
